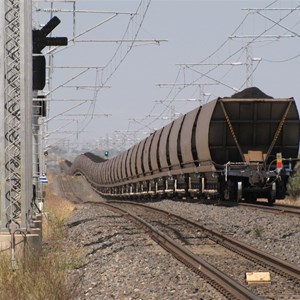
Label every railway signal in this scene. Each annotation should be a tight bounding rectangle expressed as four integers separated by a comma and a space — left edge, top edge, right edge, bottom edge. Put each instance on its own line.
32, 16, 68, 90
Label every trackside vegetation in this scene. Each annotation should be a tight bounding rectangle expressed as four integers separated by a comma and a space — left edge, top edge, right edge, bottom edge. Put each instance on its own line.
287, 162, 300, 199
0, 177, 81, 300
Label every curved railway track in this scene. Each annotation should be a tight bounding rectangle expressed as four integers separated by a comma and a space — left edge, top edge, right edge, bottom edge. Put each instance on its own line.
108, 201, 300, 281
61, 164, 300, 219
58, 174, 256, 299
58, 173, 300, 299
94, 202, 258, 300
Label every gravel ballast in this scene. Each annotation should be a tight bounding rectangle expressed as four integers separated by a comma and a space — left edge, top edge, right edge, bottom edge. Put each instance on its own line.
147, 200, 300, 266
67, 205, 225, 300
62, 176, 300, 299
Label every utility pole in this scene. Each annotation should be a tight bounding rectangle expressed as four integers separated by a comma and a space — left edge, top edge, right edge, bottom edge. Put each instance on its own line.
0, 1, 67, 259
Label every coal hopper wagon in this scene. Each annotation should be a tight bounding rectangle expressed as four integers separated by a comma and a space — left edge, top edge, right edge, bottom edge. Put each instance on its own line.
70, 87, 300, 204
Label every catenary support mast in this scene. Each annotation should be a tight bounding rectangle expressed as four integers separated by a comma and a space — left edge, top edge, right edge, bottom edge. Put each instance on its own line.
0, 1, 33, 234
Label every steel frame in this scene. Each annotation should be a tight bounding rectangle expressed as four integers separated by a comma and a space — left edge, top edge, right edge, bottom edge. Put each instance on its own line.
0, 0, 33, 233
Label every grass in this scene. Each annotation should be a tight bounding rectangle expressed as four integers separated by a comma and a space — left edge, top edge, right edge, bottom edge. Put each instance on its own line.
253, 226, 264, 238
0, 172, 82, 300
279, 196, 300, 206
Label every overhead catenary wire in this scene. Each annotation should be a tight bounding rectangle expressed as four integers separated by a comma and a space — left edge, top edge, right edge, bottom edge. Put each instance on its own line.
131, 0, 300, 137
130, 9, 255, 133
38, 0, 157, 149
75, 0, 154, 138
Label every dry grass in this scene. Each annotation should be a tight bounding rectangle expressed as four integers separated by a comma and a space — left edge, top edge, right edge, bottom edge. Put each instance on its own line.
0, 171, 82, 300
0, 248, 77, 300
279, 197, 300, 206
258, 196, 300, 206
42, 171, 77, 240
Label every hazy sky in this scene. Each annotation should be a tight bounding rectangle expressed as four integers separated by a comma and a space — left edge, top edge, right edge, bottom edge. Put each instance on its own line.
35, 0, 300, 151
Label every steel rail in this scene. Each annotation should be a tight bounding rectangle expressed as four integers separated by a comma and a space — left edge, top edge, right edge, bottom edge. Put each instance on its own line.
60, 171, 300, 283
275, 203, 300, 209
67, 168, 300, 281
108, 201, 300, 281
58, 174, 259, 300
93, 202, 260, 300
57, 174, 82, 204
64, 169, 300, 280
239, 202, 300, 217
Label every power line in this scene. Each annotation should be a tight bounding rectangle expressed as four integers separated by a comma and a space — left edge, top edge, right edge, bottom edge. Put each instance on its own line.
129, 0, 300, 136
36, 0, 159, 146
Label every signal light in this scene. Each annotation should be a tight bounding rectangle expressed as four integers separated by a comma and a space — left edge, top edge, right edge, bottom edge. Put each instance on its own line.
32, 55, 46, 91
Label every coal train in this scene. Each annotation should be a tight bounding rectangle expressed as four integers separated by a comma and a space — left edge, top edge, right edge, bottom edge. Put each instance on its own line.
70, 87, 300, 204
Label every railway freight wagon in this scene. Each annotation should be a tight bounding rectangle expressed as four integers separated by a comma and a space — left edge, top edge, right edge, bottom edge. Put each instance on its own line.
71, 87, 300, 204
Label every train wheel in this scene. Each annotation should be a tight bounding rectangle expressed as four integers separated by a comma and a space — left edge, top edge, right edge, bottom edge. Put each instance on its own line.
237, 182, 242, 202
268, 182, 276, 206
222, 180, 236, 201
245, 194, 257, 203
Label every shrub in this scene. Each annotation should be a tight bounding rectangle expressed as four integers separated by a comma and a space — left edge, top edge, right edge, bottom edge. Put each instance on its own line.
287, 162, 300, 199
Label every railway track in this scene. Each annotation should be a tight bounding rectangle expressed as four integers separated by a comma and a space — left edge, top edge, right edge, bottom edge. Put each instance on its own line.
108, 201, 300, 279
107, 201, 300, 298
172, 197, 300, 218
239, 202, 300, 217
58, 174, 83, 204
59, 175, 257, 299
59, 173, 300, 299
96, 202, 259, 300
